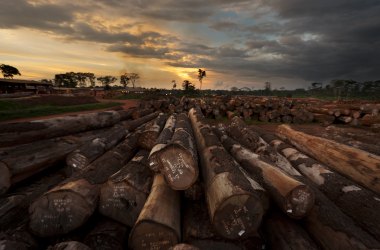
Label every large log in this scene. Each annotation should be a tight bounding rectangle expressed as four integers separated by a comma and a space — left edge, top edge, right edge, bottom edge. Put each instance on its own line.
122, 111, 159, 131
99, 150, 153, 227
259, 132, 380, 240
158, 113, 199, 190
132, 108, 154, 119
148, 114, 177, 172
29, 131, 140, 237
129, 174, 180, 250
214, 128, 314, 219
0, 129, 103, 195
138, 113, 168, 150
83, 219, 129, 250
263, 211, 319, 250
189, 107, 268, 239
276, 124, 380, 194
48, 241, 91, 250
0, 110, 132, 147
0, 225, 38, 250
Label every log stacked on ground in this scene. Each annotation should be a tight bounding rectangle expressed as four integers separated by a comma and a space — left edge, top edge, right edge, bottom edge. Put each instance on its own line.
138, 113, 168, 150
99, 150, 153, 227
129, 174, 180, 250
48, 241, 91, 250
189, 107, 268, 239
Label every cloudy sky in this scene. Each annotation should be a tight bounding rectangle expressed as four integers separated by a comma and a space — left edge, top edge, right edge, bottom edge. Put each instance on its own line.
1, 0, 379, 89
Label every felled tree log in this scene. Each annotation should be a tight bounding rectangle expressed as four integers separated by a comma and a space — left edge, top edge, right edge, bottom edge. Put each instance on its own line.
122, 112, 159, 131
83, 219, 129, 250
361, 114, 380, 126
0, 225, 38, 250
99, 150, 153, 227
215, 129, 314, 219
48, 241, 91, 250
148, 114, 177, 172
170, 243, 200, 250
0, 129, 102, 195
158, 113, 199, 190
184, 180, 203, 201
132, 108, 154, 120
0, 110, 131, 147
276, 124, 380, 194
261, 132, 380, 240
263, 211, 319, 250
313, 113, 335, 126
189, 107, 268, 239
29, 131, 140, 237
138, 113, 168, 150
129, 174, 180, 250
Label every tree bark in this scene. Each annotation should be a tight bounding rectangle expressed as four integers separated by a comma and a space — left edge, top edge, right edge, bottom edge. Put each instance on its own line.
0, 110, 131, 147
132, 108, 154, 120
138, 113, 168, 150
48, 241, 91, 250
28, 131, 141, 237
215, 129, 314, 219
129, 174, 181, 250
189, 107, 268, 240
148, 114, 177, 172
99, 150, 153, 227
121, 112, 159, 131
276, 124, 380, 194
158, 113, 199, 190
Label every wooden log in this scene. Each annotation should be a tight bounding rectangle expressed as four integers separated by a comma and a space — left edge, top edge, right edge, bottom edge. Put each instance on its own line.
121, 111, 159, 131
263, 211, 319, 250
361, 114, 380, 126
0, 129, 102, 195
48, 241, 91, 250
129, 174, 181, 250
99, 150, 153, 227
215, 129, 314, 219
170, 243, 199, 250
0, 225, 38, 250
83, 219, 129, 250
313, 113, 335, 126
157, 113, 199, 190
260, 133, 380, 240
132, 108, 154, 120
276, 124, 380, 194
226, 111, 236, 120
148, 114, 177, 172
338, 115, 352, 123
29, 132, 140, 237
0, 110, 131, 147
189, 107, 268, 239
184, 180, 203, 201
138, 113, 168, 150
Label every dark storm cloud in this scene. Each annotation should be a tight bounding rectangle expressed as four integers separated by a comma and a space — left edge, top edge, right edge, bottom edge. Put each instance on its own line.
107, 44, 170, 59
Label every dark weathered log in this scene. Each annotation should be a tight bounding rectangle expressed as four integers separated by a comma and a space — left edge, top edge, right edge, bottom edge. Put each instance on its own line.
189, 107, 268, 239
121, 111, 159, 131
184, 180, 203, 201
170, 243, 200, 250
0, 225, 38, 250
138, 113, 168, 150
0, 129, 102, 195
132, 108, 154, 120
361, 114, 380, 126
215, 129, 314, 219
263, 211, 319, 250
158, 113, 198, 190
0, 110, 131, 147
313, 113, 335, 126
48, 241, 91, 250
29, 132, 140, 237
276, 124, 380, 194
83, 219, 129, 250
148, 114, 177, 172
259, 133, 380, 240
129, 174, 180, 250
99, 150, 153, 227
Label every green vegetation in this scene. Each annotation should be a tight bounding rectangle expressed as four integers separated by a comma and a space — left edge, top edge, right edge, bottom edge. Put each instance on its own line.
0, 100, 121, 121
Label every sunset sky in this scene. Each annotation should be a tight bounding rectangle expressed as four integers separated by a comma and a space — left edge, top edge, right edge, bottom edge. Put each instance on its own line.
1, 0, 379, 90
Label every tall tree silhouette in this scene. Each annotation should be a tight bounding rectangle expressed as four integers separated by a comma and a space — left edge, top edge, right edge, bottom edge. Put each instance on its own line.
0, 64, 21, 79
198, 69, 206, 89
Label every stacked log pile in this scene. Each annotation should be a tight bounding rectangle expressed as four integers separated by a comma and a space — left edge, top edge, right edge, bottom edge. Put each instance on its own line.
0, 100, 379, 249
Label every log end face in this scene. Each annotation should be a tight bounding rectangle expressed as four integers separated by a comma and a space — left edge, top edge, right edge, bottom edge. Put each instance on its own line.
0, 162, 11, 195
285, 185, 315, 219
129, 222, 179, 250
212, 194, 264, 240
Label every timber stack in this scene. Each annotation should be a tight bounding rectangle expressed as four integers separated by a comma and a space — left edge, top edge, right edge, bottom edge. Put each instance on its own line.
0, 99, 379, 249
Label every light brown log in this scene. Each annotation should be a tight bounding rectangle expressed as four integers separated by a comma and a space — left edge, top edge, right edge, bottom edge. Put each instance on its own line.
0, 129, 102, 195
148, 114, 177, 172
129, 174, 181, 250
276, 124, 380, 194
215, 129, 314, 219
99, 150, 153, 227
189, 107, 268, 239
29, 132, 140, 237
158, 113, 199, 190
0, 110, 131, 147
338, 115, 352, 123
361, 114, 380, 126
83, 219, 129, 250
263, 211, 319, 250
313, 113, 335, 126
138, 113, 168, 150
48, 241, 91, 250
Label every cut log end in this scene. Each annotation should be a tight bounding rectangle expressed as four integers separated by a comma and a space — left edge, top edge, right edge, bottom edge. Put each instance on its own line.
285, 185, 315, 219
212, 194, 264, 239
159, 145, 198, 190
129, 222, 179, 250
0, 162, 11, 195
